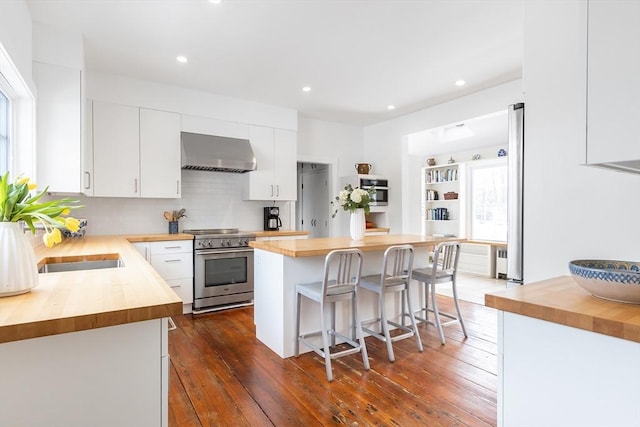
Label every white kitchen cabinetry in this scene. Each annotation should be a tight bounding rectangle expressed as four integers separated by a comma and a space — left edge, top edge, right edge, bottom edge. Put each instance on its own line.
584, 0, 640, 171
33, 61, 83, 192
0, 318, 169, 427
90, 100, 181, 198
133, 240, 193, 314
140, 109, 181, 197
181, 114, 249, 139
243, 125, 297, 201
421, 163, 465, 237
498, 312, 640, 426
92, 101, 140, 197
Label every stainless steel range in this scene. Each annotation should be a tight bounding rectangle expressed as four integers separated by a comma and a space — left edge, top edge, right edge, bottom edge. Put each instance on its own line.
184, 228, 256, 313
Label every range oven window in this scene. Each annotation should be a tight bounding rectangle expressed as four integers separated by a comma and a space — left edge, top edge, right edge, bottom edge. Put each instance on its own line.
204, 257, 247, 287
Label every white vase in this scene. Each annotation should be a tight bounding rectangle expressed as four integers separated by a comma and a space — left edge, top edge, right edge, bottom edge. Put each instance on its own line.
0, 222, 39, 297
349, 208, 366, 241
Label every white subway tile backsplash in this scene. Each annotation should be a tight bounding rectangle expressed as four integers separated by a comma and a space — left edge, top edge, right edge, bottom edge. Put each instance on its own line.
67, 170, 292, 235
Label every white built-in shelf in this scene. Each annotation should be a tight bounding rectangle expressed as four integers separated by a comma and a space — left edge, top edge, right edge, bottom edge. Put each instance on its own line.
424, 199, 458, 203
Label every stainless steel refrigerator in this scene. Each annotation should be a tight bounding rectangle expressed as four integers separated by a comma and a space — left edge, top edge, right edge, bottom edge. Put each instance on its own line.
506, 103, 524, 286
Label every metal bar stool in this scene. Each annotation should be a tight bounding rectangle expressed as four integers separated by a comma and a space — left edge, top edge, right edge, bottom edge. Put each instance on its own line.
359, 244, 423, 362
294, 248, 370, 382
411, 241, 467, 345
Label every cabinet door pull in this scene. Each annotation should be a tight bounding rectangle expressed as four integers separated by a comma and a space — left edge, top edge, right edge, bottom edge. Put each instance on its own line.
134, 178, 138, 193
164, 259, 181, 263
276, 184, 280, 197
169, 284, 181, 289
176, 180, 180, 195
270, 184, 274, 197
84, 171, 91, 189
164, 246, 181, 249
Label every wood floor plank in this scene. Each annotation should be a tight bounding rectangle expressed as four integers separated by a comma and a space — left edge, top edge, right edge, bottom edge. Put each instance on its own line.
168, 296, 498, 427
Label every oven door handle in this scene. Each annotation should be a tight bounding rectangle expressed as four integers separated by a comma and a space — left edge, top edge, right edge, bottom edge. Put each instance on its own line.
195, 248, 254, 256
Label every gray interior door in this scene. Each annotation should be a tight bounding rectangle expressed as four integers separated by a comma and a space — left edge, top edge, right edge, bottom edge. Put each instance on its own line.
301, 166, 329, 238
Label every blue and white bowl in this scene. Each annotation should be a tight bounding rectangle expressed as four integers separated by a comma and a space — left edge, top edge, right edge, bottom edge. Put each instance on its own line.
568, 259, 640, 304
61, 218, 87, 238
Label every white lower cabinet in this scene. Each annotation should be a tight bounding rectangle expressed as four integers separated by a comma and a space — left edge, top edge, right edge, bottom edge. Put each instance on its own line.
133, 240, 194, 314
0, 318, 169, 427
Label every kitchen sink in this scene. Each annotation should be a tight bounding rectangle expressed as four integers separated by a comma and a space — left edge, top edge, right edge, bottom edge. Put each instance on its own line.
38, 254, 124, 273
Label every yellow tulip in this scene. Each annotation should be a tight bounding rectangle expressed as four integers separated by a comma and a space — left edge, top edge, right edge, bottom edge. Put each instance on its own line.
52, 228, 62, 244
43, 232, 55, 248
65, 217, 81, 232
17, 176, 30, 185
62, 208, 70, 216
28, 183, 37, 190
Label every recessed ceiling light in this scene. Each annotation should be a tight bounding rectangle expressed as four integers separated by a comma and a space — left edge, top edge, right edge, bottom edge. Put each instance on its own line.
387, 105, 396, 110
455, 79, 466, 86
302, 86, 311, 92
176, 55, 188, 63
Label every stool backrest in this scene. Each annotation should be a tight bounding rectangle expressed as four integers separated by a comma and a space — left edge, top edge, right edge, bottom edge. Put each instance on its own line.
381, 244, 414, 287
432, 241, 461, 278
323, 249, 363, 296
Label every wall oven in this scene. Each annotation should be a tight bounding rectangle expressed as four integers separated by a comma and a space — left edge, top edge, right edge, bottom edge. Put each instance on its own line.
185, 229, 256, 312
359, 175, 388, 206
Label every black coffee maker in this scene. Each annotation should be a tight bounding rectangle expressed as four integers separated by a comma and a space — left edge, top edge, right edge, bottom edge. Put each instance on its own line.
264, 206, 282, 231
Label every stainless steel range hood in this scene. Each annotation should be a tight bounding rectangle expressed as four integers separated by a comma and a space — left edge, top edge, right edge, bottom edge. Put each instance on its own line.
181, 132, 257, 173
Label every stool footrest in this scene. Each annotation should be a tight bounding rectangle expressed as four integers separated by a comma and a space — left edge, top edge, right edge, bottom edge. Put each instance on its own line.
299, 331, 364, 360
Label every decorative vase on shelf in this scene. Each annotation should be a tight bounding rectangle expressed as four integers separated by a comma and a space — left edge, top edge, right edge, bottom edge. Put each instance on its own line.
0, 222, 39, 297
349, 208, 366, 241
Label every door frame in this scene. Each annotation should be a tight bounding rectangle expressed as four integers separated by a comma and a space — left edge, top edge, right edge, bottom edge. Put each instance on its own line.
296, 155, 338, 237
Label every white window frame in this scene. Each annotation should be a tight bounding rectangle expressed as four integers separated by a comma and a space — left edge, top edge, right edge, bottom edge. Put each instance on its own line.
465, 157, 508, 242
0, 42, 36, 179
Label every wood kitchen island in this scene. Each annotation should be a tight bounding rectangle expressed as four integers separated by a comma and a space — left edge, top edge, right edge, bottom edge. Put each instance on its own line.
485, 277, 640, 426
249, 234, 460, 358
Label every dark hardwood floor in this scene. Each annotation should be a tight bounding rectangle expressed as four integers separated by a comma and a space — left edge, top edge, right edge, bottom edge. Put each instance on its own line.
168, 296, 497, 426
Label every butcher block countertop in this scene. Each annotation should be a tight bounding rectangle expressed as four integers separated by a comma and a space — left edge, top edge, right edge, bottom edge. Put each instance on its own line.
252, 230, 310, 238
249, 234, 461, 258
485, 276, 640, 343
0, 236, 183, 344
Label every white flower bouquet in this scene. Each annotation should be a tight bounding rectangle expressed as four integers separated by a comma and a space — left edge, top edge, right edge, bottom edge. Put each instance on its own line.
331, 184, 376, 218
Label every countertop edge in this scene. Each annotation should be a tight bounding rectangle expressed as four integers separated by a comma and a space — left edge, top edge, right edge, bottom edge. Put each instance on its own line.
0, 302, 183, 344
485, 276, 640, 344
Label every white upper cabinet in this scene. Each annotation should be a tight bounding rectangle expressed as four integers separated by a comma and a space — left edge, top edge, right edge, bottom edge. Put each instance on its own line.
243, 125, 297, 201
585, 0, 640, 169
90, 100, 181, 198
180, 114, 248, 140
273, 128, 297, 200
92, 101, 140, 197
140, 109, 181, 198
33, 61, 82, 192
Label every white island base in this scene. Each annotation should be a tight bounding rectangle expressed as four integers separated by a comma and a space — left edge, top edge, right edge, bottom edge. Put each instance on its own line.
498, 312, 640, 426
253, 245, 430, 358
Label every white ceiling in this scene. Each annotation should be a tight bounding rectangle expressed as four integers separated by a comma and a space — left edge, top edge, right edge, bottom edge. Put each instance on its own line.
26, 0, 524, 126
408, 109, 508, 156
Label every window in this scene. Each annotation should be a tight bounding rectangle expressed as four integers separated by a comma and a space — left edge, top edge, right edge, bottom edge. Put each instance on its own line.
0, 88, 9, 174
468, 159, 507, 241
0, 42, 36, 179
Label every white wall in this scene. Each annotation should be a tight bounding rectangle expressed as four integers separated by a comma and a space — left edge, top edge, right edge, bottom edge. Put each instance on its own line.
523, 1, 640, 283
0, 0, 33, 90
32, 22, 83, 69
297, 117, 364, 236
363, 79, 523, 234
